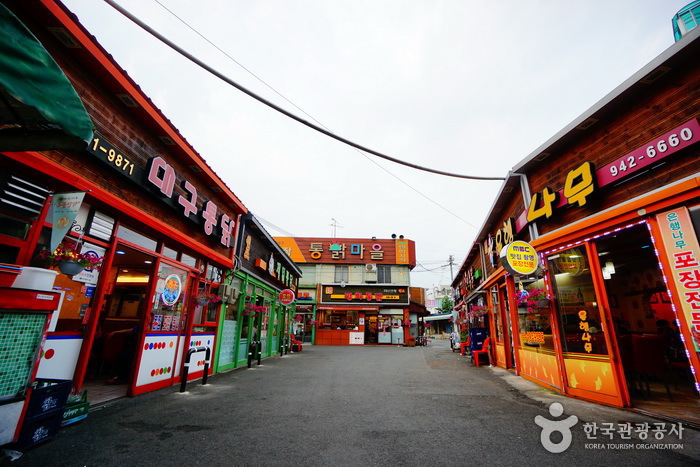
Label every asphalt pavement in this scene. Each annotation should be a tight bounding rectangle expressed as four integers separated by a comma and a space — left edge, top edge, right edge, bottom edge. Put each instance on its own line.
2, 338, 698, 466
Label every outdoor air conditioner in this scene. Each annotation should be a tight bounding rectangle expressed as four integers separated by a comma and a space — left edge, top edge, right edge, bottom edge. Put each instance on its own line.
219, 283, 231, 301
220, 284, 240, 304
365, 263, 377, 283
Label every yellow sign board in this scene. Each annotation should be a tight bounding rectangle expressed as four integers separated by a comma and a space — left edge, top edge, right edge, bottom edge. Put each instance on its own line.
500, 241, 539, 276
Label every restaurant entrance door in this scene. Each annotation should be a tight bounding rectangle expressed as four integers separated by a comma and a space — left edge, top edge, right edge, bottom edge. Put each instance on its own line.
85, 245, 154, 402
595, 223, 699, 425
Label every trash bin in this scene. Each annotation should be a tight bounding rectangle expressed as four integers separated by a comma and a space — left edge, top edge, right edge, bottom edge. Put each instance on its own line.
408, 337, 416, 347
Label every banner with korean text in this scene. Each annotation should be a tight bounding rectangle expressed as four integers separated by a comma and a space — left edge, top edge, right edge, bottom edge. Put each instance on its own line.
656, 207, 700, 354
50, 191, 85, 251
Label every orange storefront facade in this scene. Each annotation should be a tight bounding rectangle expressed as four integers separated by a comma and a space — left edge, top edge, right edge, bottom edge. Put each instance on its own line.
452, 28, 700, 425
275, 237, 418, 346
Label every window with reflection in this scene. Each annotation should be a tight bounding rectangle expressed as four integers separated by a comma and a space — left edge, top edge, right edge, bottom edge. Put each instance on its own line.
316, 310, 358, 329
491, 286, 503, 341
334, 265, 349, 283
117, 225, 158, 252
517, 277, 554, 352
548, 246, 608, 355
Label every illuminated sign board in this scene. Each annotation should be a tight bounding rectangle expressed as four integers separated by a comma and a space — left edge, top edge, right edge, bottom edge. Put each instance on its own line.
500, 241, 539, 276
320, 285, 409, 305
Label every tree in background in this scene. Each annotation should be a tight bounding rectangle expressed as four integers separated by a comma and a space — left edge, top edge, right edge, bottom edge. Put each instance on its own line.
439, 296, 454, 313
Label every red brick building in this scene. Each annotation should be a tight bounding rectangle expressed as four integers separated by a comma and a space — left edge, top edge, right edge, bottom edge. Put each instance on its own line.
452, 26, 700, 426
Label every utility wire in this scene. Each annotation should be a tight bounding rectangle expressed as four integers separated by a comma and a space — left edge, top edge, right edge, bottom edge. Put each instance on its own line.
153, 0, 480, 230
104, 0, 505, 182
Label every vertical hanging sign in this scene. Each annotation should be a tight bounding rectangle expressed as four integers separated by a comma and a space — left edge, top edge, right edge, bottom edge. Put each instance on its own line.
50, 192, 85, 251
656, 207, 700, 354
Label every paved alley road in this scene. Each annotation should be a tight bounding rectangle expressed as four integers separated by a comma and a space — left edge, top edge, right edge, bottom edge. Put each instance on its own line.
5, 340, 698, 466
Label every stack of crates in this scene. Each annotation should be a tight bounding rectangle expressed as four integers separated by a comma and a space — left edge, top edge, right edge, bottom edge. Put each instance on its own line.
14, 379, 71, 449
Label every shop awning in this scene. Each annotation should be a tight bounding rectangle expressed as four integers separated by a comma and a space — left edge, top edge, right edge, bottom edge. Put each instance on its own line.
0, 4, 93, 151
424, 313, 453, 321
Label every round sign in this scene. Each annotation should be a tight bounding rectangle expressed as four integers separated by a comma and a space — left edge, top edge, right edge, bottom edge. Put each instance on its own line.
161, 274, 182, 306
500, 241, 539, 276
279, 288, 295, 305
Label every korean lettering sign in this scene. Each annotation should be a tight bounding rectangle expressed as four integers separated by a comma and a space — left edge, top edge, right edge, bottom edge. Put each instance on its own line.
147, 156, 234, 247
88, 133, 235, 247
656, 208, 700, 353
321, 285, 409, 305
309, 242, 384, 261
524, 119, 700, 228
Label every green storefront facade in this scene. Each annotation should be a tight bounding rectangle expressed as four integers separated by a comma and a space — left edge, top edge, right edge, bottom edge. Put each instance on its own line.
214, 214, 301, 372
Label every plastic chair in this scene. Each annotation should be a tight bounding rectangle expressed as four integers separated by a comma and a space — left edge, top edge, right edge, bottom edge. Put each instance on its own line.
472, 337, 491, 367
460, 336, 471, 356
290, 335, 303, 352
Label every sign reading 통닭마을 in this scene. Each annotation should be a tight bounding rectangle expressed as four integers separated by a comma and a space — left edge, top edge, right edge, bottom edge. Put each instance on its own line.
500, 241, 539, 276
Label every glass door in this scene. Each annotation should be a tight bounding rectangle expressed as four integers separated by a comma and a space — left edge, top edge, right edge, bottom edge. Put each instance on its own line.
133, 261, 189, 394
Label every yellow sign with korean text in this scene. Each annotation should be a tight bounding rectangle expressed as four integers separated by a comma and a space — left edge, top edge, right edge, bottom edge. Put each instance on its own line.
500, 241, 539, 276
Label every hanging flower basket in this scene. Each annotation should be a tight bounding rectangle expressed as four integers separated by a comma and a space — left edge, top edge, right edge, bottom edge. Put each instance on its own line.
401, 320, 412, 327
37, 242, 104, 274
242, 304, 265, 317
57, 260, 85, 276
514, 288, 552, 313
194, 292, 221, 307
468, 304, 490, 319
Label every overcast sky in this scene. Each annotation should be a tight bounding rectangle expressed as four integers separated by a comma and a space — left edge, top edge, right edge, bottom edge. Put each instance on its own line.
61, 0, 691, 290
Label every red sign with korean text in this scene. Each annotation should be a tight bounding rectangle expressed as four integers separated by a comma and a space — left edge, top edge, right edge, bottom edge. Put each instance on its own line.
279, 289, 295, 305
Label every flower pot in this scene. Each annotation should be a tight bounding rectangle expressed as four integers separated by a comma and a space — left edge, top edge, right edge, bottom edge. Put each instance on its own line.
12, 267, 58, 291
58, 261, 85, 276
196, 298, 210, 306
537, 299, 550, 308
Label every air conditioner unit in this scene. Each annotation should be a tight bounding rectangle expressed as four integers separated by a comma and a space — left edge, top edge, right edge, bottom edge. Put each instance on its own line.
365, 263, 377, 283
219, 284, 232, 301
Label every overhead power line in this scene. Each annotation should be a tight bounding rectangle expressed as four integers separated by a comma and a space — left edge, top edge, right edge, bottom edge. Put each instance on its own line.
104, 0, 506, 182
152, 0, 482, 229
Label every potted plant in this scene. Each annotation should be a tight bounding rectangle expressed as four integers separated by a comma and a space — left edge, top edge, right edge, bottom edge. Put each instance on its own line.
242, 303, 265, 317
468, 304, 490, 319
514, 288, 552, 313
401, 319, 412, 327
37, 243, 104, 276
195, 291, 222, 306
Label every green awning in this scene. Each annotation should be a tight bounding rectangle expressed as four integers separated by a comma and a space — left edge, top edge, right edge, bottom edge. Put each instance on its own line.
0, 4, 93, 151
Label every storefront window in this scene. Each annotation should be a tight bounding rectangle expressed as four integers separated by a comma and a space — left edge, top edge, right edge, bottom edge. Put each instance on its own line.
161, 245, 178, 260
316, 310, 358, 329
548, 246, 608, 355
117, 225, 158, 252
0, 212, 31, 240
180, 253, 196, 268
150, 263, 188, 332
517, 279, 554, 351
378, 265, 391, 283
334, 265, 349, 283
491, 286, 502, 341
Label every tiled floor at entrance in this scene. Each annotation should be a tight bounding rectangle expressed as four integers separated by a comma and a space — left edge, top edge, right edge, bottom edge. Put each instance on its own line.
83, 379, 128, 405
632, 380, 700, 427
